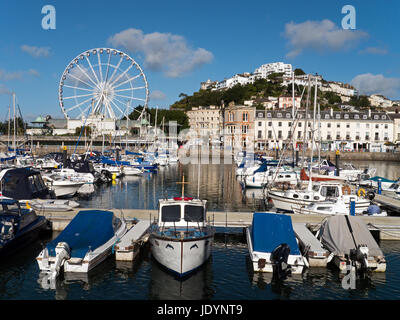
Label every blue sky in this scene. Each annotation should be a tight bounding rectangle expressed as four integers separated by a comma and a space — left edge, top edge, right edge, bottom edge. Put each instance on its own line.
0, 0, 399, 122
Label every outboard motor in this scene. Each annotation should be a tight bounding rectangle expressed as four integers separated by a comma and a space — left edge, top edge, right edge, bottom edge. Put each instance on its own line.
271, 243, 291, 280
367, 191, 375, 201
348, 244, 370, 273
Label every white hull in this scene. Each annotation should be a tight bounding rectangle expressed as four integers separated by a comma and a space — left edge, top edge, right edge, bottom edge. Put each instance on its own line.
50, 182, 85, 197
269, 192, 370, 214
36, 220, 127, 273
246, 227, 305, 274
150, 234, 213, 276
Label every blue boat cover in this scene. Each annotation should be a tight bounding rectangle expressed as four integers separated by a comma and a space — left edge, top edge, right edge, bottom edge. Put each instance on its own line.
369, 176, 395, 183
251, 212, 300, 255
46, 210, 116, 259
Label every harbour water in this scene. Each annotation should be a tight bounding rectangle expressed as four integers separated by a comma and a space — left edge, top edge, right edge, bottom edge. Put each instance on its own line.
1, 161, 400, 300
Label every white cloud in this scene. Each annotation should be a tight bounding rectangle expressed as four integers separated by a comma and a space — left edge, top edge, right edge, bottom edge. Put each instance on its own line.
150, 90, 167, 101
283, 19, 368, 58
108, 28, 213, 77
359, 47, 388, 55
0, 69, 23, 81
21, 45, 51, 58
351, 73, 400, 98
0, 68, 40, 81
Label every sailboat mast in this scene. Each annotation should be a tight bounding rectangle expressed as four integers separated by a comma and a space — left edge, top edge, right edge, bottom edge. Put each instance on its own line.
302, 75, 311, 168
13, 92, 16, 155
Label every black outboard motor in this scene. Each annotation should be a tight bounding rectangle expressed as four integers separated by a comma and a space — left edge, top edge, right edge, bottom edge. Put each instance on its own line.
271, 243, 291, 280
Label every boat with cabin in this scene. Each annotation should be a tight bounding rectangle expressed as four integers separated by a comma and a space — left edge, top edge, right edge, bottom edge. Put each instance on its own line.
0, 199, 51, 257
268, 181, 370, 214
149, 177, 214, 277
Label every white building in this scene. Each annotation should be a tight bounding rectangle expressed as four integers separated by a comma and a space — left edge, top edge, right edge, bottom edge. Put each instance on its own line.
214, 73, 253, 90
253, 62, 292, 79
368, 94, 393, 108
254, 108, 393, 152
186, 105, 222, 138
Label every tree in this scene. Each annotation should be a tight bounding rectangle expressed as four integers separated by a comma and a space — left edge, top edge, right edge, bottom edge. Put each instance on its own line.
294, 68, 306, 76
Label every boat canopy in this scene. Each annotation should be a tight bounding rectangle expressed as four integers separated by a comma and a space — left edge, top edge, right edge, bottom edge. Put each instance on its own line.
319, 215, 383, 257
1, 168, 50, 200
46, 210, 117, 259
250, 212, 300, 255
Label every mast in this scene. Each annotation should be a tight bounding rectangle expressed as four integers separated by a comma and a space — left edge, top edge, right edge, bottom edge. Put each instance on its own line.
291, 70, 295, 166
308, 76, 318, 191
301, 75, 311, 168
12, 92, 16, 156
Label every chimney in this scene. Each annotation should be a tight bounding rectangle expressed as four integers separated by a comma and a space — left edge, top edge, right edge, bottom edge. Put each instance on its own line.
368, 108, 371, 117
330, 107, 333, 117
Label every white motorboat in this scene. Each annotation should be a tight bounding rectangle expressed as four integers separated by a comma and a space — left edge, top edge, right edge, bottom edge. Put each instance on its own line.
34, 158, 61, 171
244, 167, 298, 188
123, 166, 144, 176
246, 212, 308, 277
149, 183, 214, 277
269, 181, 370, 214
36, 210, 127, 285
293, 198, 350, 215
154, 154, 169, 166
42, 174, 85, 198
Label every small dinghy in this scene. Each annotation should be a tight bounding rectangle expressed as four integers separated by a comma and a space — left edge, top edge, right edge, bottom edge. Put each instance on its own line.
0, 199, 51, 257
36, 210, 127, 280
246, 212, 308, 279
317, 215, 386, 272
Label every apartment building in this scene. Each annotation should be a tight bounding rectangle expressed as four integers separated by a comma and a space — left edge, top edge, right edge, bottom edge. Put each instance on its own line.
224, 105, 256, 149
254, 108, 393, 152
186, 105, 222, 139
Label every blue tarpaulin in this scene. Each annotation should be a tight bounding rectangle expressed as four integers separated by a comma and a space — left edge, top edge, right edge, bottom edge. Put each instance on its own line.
46, 210, 116, 259
250, 212, 300, 255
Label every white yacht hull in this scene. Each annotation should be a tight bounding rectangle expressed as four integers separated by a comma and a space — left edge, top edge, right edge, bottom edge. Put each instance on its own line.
150, 234, 213, 276
269, 191, 370, 214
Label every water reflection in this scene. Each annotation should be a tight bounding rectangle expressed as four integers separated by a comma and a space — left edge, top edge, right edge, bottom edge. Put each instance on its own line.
149, 258, 214, 300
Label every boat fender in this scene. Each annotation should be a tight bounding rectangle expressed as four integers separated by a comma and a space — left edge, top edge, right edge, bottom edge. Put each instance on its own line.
111, 237, 120, 254
357, 188, 366, 197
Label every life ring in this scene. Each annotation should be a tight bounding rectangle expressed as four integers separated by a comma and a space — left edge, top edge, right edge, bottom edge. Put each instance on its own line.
357, 188, 366, 197
342, 185, 351, 195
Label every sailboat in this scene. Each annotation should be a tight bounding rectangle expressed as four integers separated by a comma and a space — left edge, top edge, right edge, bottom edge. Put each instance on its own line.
149, 171, 215, 277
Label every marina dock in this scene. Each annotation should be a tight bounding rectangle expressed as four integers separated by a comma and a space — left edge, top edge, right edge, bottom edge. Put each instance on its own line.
43, 208, 400, 241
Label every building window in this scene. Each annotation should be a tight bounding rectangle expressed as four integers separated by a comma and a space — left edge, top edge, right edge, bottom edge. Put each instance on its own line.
278, 131, 282, 139
258, 130, 262, 138
325, 114, 330, 119
278, 122, 282, 127
354, 115, 359, 119
258, 122, 262, 127
337, 124, 340, 128
242, 112, 249, 122
268, 131, 272, 139
327, 123, 331, 128
346, 123, 350, 128
268, 122, 272, 126
242, 125, 248, 134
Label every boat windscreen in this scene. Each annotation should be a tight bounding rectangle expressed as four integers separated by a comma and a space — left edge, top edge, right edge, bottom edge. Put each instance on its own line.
161, 205, 181, 222
184, 205, 204, 222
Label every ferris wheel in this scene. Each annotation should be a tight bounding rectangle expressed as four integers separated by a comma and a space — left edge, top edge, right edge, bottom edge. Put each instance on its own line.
58, 48, 149, 121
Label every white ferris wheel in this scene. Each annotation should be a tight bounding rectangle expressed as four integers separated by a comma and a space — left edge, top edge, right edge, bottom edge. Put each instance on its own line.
58, 48, 149, 121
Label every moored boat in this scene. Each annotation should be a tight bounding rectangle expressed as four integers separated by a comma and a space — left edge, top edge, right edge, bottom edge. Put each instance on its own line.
36, 210, 127, 279
0, 199, 51, 257
246, 212, 308, 278
149, 192, 214, 277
